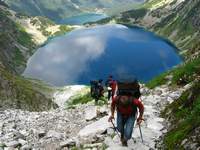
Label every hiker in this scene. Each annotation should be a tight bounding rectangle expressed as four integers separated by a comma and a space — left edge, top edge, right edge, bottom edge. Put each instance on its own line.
105, 75, 117, 100
108, 79, 144, 146
90, 79, 104, 104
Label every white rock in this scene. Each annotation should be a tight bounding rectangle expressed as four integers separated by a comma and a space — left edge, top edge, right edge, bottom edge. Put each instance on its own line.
46, 130, 64, 139
85, 106, 97, 121
107, 128, 115, 136
78, 116, 111, 137
18, 139, 27, 146
98, 105, 109, 115
60, 139, 76, 148
5, 141, 20, 148
83, 143, 103, 148
20, 144, 32, 150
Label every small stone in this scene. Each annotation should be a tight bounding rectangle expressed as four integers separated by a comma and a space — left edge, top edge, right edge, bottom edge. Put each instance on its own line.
190, 143, 198, 150
13, 130, 25, 139
19, 130, 29, 137
18, 139, 27, 146
5, 141, 21, 148
106, 128, 115, 136
181, 139, 188, 146
60, 139, 76, 148
20, 144, 32, 150
154, 90, 162, 95
83, 143, 102, 148
34, 129, 46, 138
46, 130, 64, 139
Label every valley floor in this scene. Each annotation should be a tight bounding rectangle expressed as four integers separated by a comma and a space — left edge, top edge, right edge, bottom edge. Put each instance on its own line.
0, 84, 191, 150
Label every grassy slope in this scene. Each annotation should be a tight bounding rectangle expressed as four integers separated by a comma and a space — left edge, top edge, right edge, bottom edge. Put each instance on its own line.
162, 82, 200, 149
0, 65, 57, 111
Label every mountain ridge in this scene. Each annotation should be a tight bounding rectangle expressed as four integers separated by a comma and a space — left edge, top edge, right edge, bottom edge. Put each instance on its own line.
4, 0, 145, 22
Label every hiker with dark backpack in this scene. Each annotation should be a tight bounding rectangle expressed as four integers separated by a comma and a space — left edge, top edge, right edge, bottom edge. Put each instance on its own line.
90, 79, 104, 104
108, 79, 144, 146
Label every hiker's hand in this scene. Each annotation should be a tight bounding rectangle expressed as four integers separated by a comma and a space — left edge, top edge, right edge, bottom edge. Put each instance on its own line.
137, 117, 144, 125
108, 115, 114, 122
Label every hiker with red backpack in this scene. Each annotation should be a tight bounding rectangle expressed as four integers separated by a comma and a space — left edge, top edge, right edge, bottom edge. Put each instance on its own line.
108, 79, 144, 146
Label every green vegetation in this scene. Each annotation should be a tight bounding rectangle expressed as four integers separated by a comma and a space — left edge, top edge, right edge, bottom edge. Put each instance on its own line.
54, 25, 74, 36
13, 48, 25, 67
147, 56, 200, 89
16, 23, 34, 48
143, 0, 162, 8
146, 72, 169, 89
67, 92, 107, 108
172, 57, 200, 84
162, 82, 200, 149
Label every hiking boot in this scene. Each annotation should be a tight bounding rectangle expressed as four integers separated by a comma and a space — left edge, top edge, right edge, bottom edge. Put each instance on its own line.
120, 136, 128, 147
122, 140, 128, 147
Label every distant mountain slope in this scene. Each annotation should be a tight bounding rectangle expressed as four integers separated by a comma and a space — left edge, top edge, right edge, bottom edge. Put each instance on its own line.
4, 0, 145, 22
0, 4, 57, 111
97, 0, 200, 53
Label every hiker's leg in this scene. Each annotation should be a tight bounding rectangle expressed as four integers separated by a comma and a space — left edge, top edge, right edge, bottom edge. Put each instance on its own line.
117, 112, 124, 136
108, 90, 111, 100
124, 115, 136, 141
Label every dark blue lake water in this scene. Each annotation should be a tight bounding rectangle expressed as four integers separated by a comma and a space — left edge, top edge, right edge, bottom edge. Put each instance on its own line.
23, 24, 182, 86
59, 13, 107, 25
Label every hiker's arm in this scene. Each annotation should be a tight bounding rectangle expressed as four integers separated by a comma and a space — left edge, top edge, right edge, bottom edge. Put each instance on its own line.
135, 100, 144, 124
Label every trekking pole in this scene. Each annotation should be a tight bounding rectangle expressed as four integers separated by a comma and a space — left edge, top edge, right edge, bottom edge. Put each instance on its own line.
138, 124, 144, 143
111, 119, 121, 139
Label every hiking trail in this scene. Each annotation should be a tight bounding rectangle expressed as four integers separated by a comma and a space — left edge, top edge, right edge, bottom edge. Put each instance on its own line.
0, 84, 191, 149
